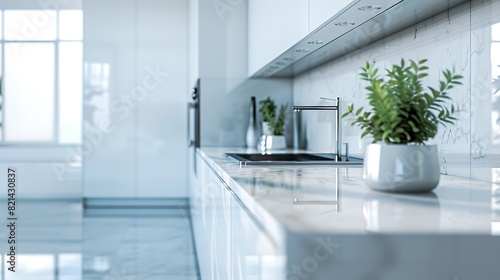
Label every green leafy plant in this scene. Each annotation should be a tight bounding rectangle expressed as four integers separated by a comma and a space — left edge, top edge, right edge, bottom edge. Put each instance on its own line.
342, 59, 463, 144
259, 97, 288, 135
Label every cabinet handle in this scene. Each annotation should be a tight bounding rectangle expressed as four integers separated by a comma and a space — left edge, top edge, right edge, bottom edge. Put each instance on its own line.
187, 103, 195, 147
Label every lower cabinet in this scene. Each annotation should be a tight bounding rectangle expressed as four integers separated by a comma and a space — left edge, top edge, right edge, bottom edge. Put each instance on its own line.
209, 169, 231, 279
191, 152, 284, 279
230, 194, 284, 279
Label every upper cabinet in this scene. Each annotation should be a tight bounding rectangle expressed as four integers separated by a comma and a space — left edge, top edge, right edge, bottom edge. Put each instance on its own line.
246, 0, 469, 79
283, 0, 310, 55
309, 0, 353, 31
248, 0, 352, 76
248, 0, 309, 76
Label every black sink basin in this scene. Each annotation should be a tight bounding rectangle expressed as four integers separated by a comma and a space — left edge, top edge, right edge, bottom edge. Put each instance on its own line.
226, 153, 363, 166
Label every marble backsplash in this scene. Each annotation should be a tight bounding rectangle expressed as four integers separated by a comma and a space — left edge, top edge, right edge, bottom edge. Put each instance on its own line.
293, 0, 500, 183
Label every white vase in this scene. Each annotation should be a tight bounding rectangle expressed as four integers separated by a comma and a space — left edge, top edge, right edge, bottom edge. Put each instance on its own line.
363, 143, 440, 192
246, 97, 259, 148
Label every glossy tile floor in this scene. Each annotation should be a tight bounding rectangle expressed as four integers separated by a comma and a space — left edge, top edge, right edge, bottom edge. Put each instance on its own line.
0, 200, 199, 280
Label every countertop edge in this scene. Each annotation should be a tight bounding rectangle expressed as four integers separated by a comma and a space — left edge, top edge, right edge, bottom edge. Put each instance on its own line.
198, 148, 500, 237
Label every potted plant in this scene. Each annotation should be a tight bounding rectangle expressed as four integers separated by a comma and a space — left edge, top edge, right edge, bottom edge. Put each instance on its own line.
343, 59, 463, 192
258, 97, 288, 150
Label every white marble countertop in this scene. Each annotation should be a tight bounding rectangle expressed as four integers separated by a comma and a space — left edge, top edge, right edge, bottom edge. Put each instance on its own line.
199, 147, 500, 236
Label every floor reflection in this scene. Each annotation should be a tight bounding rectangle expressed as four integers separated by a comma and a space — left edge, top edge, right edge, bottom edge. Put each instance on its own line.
1, 200, 199, 280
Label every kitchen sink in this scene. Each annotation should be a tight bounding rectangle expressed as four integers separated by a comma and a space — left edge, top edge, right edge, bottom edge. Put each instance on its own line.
226, 153, 363, 166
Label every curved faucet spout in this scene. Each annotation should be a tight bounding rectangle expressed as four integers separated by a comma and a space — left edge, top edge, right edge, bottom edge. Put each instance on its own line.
293, 97, 343, 161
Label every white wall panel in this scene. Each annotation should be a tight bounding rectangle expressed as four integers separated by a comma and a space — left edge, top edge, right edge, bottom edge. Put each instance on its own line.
136, 0, 188, 197
83, 0, 189, 198
83, 0, 139, 198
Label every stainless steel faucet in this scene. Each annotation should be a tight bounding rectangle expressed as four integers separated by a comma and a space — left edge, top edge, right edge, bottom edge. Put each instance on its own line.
293, 97, 348, 161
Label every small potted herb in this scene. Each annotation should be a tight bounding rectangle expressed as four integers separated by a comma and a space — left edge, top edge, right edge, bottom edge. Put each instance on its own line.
258, 97, 288, 150
343, 59, 463, 192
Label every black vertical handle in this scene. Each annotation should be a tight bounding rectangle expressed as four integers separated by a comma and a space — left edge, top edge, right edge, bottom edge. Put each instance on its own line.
187, 103, 194, 147
250, 96, 256, 120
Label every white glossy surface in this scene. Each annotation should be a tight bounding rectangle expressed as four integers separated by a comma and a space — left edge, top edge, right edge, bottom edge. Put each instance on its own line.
0, 146, 82, 199
188, 0, 199, 85
199, 147, 500, 279
84, 212, 198, 279
200, 147, 496, 235
83, 0, 136, 197
200, 79, 293, 147
211, 170, 232, 280
83, 0, 189, 198
192, 151, 285, 280
136, 0, 189, 197
309, 0, 353, 31
248, 0, 309, 76
0, 200, 198, 279
230, 193, 285, 280
283, 0, 310, 52
248, 0, 287, 76
248, 0, 361, 76
192, 0, 291, 148
195, 0, 247, 90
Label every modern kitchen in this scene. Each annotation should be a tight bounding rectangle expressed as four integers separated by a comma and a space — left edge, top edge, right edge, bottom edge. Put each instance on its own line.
0, 0, 499, 279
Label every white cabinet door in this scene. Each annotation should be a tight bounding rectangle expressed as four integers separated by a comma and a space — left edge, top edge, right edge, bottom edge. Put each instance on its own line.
193, 155, 212, 280
84, 0, 189, 198
309, 0, 353, 31
136, 0, 189, 197
83, 0, 136, 197
231, 196, 283, 279
283, 0, 310, 49
249, 0, 359, 76
192, 153, 284, 279
193, 155, 231, 280
248, 0, 308, 76
247, 0, 357, 76
248, 0, 283, 76
209, 170, 231, 280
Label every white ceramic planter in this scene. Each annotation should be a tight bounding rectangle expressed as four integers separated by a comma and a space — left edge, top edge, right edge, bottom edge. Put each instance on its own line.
363, 143, 440, 192
258, 135, 286, 151
262, 122, 272, 135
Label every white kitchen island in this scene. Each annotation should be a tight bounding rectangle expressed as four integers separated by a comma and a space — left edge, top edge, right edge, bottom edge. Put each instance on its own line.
190, 148, 500, 280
